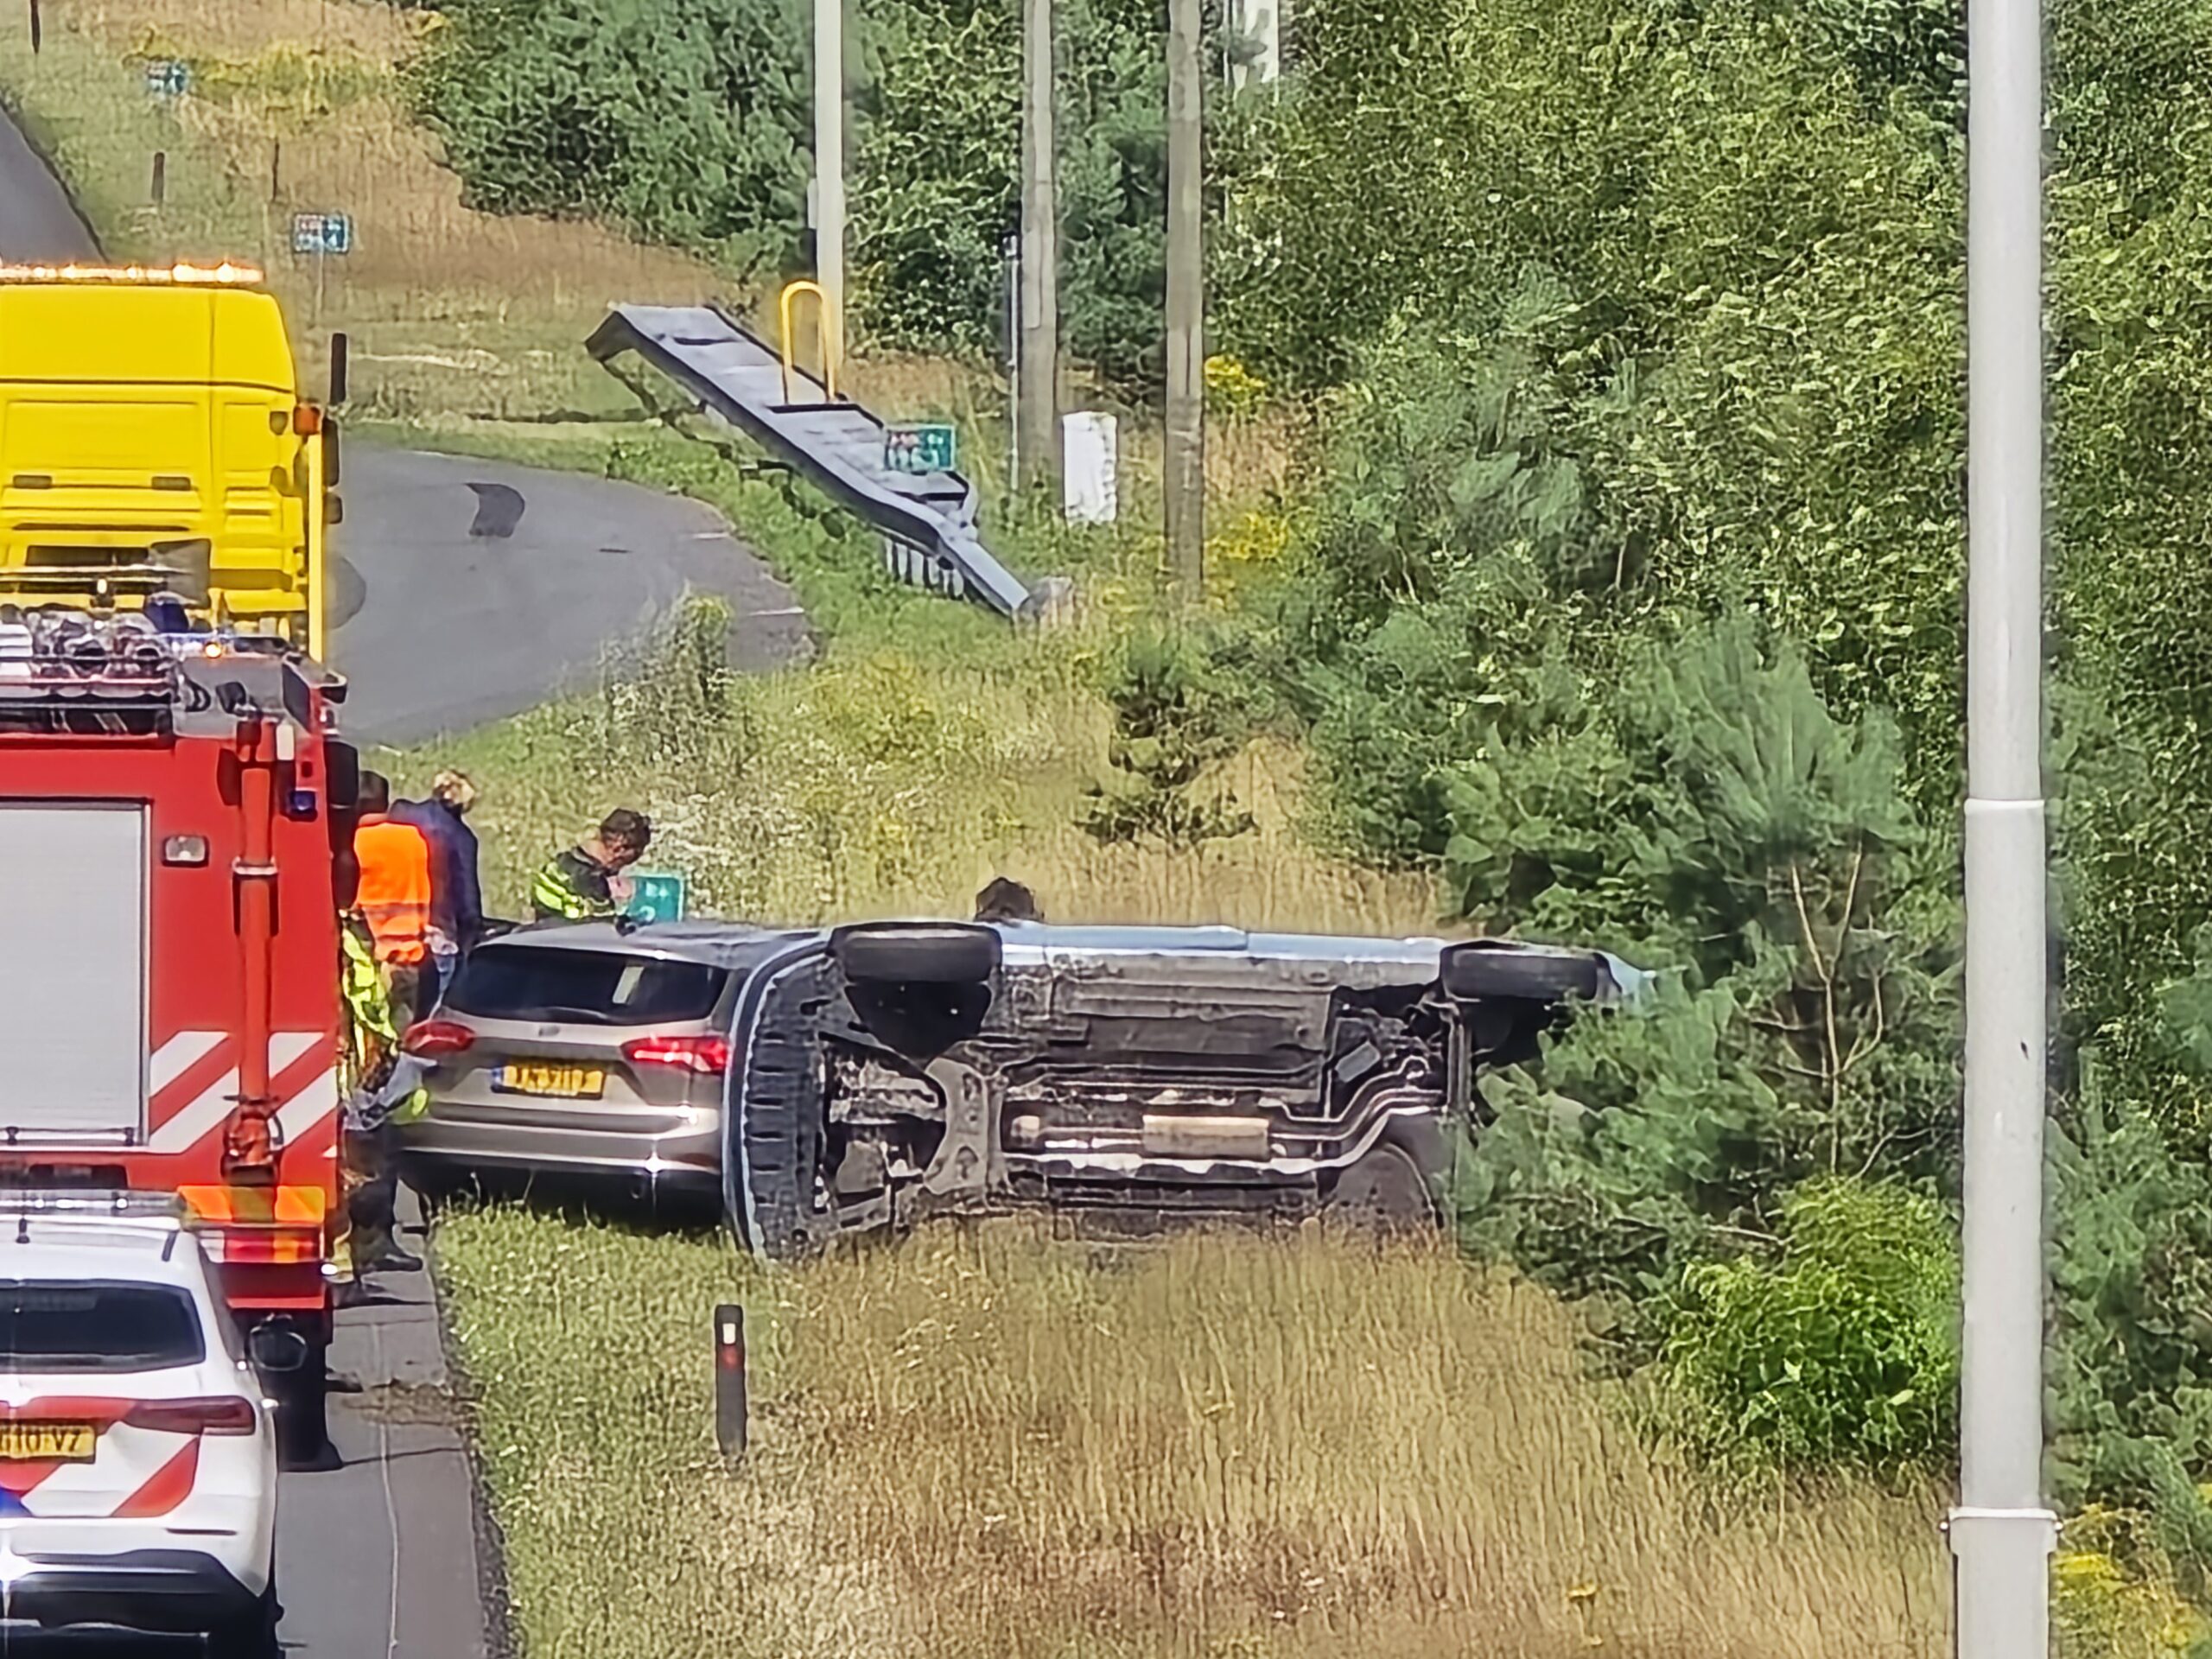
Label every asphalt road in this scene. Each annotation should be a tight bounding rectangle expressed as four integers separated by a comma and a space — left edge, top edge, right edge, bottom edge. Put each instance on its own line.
0, 111, 809, 747
333, 445, 806, 744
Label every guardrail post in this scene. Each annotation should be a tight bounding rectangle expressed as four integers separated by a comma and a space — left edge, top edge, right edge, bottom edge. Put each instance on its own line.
714, 1303, 747, 1460
150, 152, 166, 207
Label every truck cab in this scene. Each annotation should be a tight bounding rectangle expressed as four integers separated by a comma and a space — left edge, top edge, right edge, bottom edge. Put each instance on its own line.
0, 263, 336, 648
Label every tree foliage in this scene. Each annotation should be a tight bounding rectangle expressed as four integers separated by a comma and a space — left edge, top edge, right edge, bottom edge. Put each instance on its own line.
1228, 0, 2212, 1518
413, 0, 1244, 380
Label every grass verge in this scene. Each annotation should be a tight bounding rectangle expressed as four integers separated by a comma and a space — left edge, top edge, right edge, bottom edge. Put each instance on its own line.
437, 1207, 1955, 1659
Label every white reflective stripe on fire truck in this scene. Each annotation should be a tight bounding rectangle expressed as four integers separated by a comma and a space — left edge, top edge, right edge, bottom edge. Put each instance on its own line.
149, 1031, 224, 1096
146, 1033, 324, 1154
274, 1070, 340, 1147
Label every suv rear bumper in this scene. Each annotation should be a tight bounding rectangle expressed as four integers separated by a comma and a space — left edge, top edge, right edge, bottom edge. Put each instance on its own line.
1, 1547, 263, 1633
398, 1117, 720, 1192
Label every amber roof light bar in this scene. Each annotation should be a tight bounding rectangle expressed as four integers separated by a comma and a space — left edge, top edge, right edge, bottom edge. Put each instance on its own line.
0, 261, 265, 286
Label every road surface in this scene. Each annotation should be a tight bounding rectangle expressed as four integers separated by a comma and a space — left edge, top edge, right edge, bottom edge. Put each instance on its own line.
0, 109, 809, 747
334, 445, 805, 744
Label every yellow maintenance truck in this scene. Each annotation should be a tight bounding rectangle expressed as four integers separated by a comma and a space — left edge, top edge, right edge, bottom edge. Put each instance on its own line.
0, 262, 342, 654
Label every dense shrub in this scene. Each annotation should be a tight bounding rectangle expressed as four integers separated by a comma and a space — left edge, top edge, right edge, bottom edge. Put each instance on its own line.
410, 0, 812, 277
1661, 1179, 1958, 1477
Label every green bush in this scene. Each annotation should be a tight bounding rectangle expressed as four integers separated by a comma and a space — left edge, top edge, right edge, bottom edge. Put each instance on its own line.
410, 0, 812, 278
1661, 1179, 1958, 1477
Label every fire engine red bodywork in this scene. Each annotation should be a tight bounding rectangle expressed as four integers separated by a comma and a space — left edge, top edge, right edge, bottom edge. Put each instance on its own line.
0, 643, 348, 1346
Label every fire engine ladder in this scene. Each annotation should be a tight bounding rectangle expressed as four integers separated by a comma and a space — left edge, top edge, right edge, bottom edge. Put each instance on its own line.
584, 302, 1033, 617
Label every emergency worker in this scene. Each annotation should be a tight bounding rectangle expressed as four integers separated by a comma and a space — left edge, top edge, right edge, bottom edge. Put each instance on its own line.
976, 877, 1043, 924
531, 808, 651, 921
353, 771, 438, 1020
394, 769, 483, 991
336, 911, 426, 1277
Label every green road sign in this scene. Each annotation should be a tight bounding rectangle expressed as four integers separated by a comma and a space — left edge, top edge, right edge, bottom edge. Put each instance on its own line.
145, 60, 190, 98
885, 423, 957, 476
290, 212, 353, 257
625, 871, 688, 925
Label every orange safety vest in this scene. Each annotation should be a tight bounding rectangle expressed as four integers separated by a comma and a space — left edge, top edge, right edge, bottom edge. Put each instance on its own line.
353, 817, 433, 966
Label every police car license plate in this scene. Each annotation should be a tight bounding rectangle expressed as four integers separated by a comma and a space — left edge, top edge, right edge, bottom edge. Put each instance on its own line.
493, 1063, 606, 1100
0, 1422, 94, 1461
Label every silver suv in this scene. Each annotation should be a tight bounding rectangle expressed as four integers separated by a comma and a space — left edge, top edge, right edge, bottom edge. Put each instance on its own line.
397, 921, 816, 1202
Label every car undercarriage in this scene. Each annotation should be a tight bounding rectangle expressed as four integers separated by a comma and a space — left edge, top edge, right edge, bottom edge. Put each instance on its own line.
721, 923, 1640, 1261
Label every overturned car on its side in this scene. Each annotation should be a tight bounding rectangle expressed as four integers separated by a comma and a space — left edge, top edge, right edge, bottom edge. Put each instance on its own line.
721, 922, 1643, 1261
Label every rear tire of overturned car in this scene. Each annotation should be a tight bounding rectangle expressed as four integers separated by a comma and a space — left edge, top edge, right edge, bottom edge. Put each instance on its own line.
831, 924, 1001, 986
1441, 944, 1601, 1003
1325, 1119, 1448, 1233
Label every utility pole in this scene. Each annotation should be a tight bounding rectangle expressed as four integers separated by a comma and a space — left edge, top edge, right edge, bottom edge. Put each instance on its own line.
1162, 0, 1205, 600
1018, 0, 1059, 497
813, 0, 846, 389
1955, 0, 2056, 1647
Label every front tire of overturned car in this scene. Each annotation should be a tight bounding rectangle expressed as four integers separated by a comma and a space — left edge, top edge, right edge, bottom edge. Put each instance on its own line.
830, 922, 1001, 985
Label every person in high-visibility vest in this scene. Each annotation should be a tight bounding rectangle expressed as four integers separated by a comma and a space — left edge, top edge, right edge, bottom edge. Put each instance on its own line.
531, 808, 652, 922
337, 912, 426, 1277
353, 770, 438, 1021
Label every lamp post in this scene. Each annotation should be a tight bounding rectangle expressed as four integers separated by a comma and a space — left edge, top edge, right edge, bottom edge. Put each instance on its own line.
1954, 0, 2057, 1645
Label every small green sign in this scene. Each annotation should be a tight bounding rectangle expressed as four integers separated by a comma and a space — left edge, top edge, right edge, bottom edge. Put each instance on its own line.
885, 423, 957, 476
625, 871, 688, 925
290, 211, 353, 257
145, 60, 190, 99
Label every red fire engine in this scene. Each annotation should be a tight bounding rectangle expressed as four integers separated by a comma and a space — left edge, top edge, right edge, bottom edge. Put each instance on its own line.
0, 604, 354, 1458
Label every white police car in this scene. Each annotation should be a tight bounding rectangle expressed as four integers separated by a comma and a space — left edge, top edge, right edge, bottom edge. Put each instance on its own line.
0, 1192, 280, 1650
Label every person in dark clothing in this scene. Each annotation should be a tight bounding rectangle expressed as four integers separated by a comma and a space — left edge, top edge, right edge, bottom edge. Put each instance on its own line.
392, 770, 484, 982
975, 877, 1043, 923
532, 808, 652, 921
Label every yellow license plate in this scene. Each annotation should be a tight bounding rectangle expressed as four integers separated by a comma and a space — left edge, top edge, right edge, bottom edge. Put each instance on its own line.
493, 1063, 606, 1099
0, 1422, 94, 1461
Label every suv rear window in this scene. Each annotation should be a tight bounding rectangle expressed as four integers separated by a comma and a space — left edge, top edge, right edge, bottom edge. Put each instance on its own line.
446, 946, 728, 1027
0, 1281, 204, 1372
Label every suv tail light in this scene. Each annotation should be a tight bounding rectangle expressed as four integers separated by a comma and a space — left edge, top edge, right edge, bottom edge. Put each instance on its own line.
124, 1396, 257, 1435
621, 1035, 731, 1076
403, 1019, 475, 1058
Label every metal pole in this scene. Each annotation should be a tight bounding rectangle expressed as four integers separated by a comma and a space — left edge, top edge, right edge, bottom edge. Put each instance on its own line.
813, 0, 846, 390
1955, 0, 2056, 1643
1005, 233, 1022, 488
1018, 0, 1060, 499
1163, 0, 1205, 600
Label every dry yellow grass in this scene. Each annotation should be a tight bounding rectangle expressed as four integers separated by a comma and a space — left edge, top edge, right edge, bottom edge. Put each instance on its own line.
437, 1213, 1950, 1659
397, 616, 1437, 934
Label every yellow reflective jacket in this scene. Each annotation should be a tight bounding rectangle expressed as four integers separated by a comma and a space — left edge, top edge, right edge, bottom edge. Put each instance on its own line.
340, 915, 428, 1125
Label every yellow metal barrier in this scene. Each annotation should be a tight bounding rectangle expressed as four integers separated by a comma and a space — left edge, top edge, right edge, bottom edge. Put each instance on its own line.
777, 280, 840, 404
